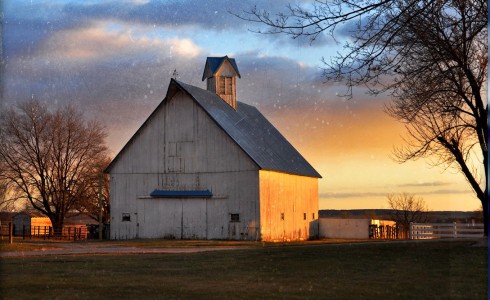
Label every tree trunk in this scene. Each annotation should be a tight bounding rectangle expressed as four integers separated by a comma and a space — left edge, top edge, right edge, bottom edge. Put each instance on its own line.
50, 218, 64, 237
481, 193, 488, 237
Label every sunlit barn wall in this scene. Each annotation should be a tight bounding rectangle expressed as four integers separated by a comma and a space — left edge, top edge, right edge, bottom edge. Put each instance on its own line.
259, 170, 319, 241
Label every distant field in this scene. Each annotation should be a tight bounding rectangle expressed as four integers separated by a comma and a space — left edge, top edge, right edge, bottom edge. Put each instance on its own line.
0, 239, 486, 299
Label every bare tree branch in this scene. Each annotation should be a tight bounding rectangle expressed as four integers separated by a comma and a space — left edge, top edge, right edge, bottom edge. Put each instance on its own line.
237, 0, 488, 235
0, 100, 109, 234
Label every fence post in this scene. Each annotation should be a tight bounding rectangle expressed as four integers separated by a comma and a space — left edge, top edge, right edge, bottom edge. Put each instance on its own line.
409, 223, 413, 240
22, 225, 25, 240
453, 222, 457, 238
8, 222, 13, 244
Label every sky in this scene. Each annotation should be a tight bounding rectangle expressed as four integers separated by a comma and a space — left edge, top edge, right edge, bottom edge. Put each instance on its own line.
1, 0, 481, 212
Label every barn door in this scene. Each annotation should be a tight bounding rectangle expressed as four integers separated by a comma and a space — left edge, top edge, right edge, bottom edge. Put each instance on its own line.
182, 200, 207, 239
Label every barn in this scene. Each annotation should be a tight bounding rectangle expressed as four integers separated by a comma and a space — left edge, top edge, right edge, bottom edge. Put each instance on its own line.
105, 56, 321, 241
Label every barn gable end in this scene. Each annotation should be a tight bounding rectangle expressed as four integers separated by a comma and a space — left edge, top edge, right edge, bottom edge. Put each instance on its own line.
106, 56, 321, 241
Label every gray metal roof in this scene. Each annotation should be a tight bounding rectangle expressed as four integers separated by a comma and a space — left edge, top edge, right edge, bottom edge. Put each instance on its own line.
202, 56, 241, 80
175, 80, 321, 178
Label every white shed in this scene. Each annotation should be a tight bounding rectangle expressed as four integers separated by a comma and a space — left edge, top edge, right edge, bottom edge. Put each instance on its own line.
105, 56, 321, 241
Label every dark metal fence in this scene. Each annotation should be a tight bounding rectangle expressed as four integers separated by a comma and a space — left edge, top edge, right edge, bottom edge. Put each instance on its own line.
369, 224, 408, 239
1, 223, 110, 240
1, 224, 88, 240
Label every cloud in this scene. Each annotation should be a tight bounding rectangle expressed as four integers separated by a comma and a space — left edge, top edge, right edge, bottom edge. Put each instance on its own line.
320, 192, 389, 199
59, 1, 283, 30
234, 52, 332, 108
3, 19, 205, 132
321, 189, 473, 199
37, 21, 201, 62
420, 189, 473, 195
2, 1, 92, 58
4, 1, 330, 68
397, 181, 451, 188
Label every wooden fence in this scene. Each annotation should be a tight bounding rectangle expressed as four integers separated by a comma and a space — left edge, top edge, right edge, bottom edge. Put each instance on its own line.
0, 223, 89, 240
409, 222, 484, 239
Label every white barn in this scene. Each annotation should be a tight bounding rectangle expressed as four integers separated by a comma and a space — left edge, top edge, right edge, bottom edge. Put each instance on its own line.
105, 56, 321, 241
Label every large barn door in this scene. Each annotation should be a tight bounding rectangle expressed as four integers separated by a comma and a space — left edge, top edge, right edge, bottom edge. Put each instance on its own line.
182, 200, 207, 239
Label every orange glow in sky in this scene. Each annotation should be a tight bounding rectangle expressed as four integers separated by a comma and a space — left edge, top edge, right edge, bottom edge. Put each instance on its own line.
4, 1, 482, 213
265, 97, 480, 212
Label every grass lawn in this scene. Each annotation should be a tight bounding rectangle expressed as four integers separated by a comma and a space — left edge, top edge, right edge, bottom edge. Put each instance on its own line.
0, 239, 486, 299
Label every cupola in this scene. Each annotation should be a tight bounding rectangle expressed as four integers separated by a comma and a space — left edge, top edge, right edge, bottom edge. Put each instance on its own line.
202, 56, 241, 109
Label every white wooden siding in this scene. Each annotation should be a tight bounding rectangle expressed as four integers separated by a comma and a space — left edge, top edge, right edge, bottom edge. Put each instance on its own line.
109, 88, 319, 242
110, 91, 257, 175
110, 92, 260, 240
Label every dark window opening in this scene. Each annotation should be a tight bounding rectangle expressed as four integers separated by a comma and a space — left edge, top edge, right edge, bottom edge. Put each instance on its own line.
230, 213, 240, 222
122, 213, 131, 222
303, 213, 307, 220
312, 213, 315, 220
281, 212, 284, 220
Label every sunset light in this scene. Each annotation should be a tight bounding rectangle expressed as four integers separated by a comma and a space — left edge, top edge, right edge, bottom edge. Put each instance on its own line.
1, 0, 483, 214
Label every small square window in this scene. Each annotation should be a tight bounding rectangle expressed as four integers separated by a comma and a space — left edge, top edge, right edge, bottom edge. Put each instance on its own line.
122, 213, 131, 222
281, 213, 284, 220
230, 213, 240, 222
312, 213, 315, 220
303, 213, 307, 220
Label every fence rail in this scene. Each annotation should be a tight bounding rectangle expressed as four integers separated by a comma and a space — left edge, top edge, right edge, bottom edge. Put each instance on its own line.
0, 224, 89, 240
410, 222, 484, 239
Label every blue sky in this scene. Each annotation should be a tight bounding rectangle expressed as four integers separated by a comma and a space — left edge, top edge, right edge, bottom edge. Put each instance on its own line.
1, 0, 480, 211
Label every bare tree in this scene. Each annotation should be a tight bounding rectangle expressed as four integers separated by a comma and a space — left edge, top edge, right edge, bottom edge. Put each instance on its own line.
0, 100, 108, 235
387, 193, 428, 238
0, 179, 11, 211
76, 156, 111, 224
237, 0, 488, 235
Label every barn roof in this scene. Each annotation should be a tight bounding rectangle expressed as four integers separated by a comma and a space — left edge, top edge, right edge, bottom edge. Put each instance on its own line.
105, 79, 321, 178
202, 56, 241, 81
172, 80, 321, 178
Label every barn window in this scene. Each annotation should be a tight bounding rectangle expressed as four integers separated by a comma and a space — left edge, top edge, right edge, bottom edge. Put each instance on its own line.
303, 213, 307, 220
218, 76, 232, 95
312, 213, 315, 220
122, 213, 131, 222
230, 214, 240, 222
281, 213, 284, 220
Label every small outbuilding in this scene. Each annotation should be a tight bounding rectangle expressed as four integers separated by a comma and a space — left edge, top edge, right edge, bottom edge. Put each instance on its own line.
319, 218, 397, 239
12, 212, 52, 236
106, 56, 322, 241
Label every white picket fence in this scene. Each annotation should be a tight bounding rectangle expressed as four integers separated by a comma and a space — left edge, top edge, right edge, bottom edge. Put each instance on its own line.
409, 222, 484, 239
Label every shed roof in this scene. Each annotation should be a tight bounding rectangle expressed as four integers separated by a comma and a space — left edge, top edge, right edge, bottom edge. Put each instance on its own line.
105, 79, 321, 178
202, 56, 241, 81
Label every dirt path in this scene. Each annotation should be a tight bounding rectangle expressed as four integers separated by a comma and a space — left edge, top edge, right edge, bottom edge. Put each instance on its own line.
0, 242, 246, 258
